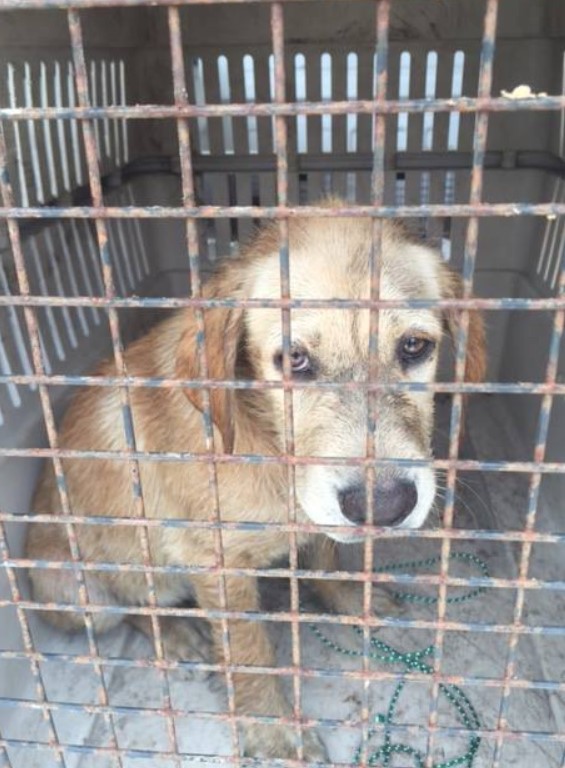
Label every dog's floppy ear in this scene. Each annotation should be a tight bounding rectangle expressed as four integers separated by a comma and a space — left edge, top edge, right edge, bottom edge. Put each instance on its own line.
176, 274, 244, 453
441, 268, 487, 383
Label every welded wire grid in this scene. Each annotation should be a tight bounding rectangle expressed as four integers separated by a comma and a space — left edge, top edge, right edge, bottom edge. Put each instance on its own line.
0, 1, 564, 767
426, 1, 498, 764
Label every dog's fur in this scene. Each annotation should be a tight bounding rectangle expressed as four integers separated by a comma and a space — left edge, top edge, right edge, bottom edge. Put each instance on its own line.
26, 212, 485, 759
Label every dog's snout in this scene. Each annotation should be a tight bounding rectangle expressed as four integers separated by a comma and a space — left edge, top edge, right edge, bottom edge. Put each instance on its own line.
337, 487, 367, 526
339, 479, 418, 527
375, 480, 418, 525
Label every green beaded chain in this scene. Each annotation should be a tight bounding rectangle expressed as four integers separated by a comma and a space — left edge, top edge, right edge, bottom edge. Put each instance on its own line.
308, 552, 488, 767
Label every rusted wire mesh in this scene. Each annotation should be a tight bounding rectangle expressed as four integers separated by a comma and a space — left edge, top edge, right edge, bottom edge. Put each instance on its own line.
0, 1, 564, 767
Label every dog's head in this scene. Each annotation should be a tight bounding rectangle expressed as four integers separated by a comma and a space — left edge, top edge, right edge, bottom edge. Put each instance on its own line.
176, 214, 485, 542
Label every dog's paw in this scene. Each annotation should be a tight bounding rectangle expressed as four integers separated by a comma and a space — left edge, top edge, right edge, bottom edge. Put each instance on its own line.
372, 586, 412, 617
301, 729, 329, 762
161, 618, 212, 665
243, 723, 328, 762
320, 582, 409, 620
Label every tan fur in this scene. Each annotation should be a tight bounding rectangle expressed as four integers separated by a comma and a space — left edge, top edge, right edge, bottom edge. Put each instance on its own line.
440, 269, 487, 384
26, 209, 486, 760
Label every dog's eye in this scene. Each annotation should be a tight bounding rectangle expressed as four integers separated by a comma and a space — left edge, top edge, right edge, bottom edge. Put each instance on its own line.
290, 349, 311, 373
399, 336, 435, 365
273, 347, 312, 375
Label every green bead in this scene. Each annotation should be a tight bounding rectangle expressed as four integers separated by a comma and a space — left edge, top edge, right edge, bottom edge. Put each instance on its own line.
306, 550, 486, 767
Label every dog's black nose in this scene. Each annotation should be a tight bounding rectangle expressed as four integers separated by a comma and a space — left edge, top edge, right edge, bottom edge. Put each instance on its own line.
339, 479, 418, 527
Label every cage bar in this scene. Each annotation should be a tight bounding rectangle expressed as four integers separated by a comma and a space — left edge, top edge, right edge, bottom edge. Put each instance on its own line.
426, 3, 500, 765
166, 5, 242, 760
0, 0, 564, 766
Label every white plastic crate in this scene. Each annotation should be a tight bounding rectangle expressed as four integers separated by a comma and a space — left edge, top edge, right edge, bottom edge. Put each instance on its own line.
0, 3, 564, 767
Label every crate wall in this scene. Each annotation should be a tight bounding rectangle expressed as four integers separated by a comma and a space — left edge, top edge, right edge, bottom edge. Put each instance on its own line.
0, 2, 564, 767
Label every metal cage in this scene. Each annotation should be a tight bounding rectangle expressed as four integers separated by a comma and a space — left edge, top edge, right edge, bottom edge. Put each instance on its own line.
0, 1, 564, 767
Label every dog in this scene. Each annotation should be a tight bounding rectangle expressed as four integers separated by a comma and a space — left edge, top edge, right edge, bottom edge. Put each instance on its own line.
27, 209, 485, 760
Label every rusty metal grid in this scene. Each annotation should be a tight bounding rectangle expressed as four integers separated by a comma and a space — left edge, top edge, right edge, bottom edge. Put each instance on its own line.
0, 0, 564, 767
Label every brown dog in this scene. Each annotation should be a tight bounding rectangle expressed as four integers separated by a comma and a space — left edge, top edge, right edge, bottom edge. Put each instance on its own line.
27, 211, 485, 760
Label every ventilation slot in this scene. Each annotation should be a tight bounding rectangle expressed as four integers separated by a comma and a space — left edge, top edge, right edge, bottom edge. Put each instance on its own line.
395, 51, 411, 206
243, 54, 259, 155
268, 53, 275, 152
192, 57, 210, 155
295, 53, 307, 154
321, 53, 332, 154
419, 50, 438, 235
442, 50, 465, 261
345, 52, 358, 202
217, 56, 234, 155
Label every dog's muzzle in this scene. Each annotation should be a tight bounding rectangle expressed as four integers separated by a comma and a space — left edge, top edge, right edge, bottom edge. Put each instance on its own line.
338, 478, 418, 527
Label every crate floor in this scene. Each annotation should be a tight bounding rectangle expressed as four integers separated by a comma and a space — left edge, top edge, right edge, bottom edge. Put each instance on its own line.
4, 396, 565, 768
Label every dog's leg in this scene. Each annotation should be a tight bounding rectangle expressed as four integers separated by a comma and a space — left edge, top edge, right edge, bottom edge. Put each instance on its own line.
27, 523, 124, 635
128, 615, 212, 663
305, 536, 363, 615
306, 535, 397, 617
28, 566, 124, 634
193, 573, 327, 760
